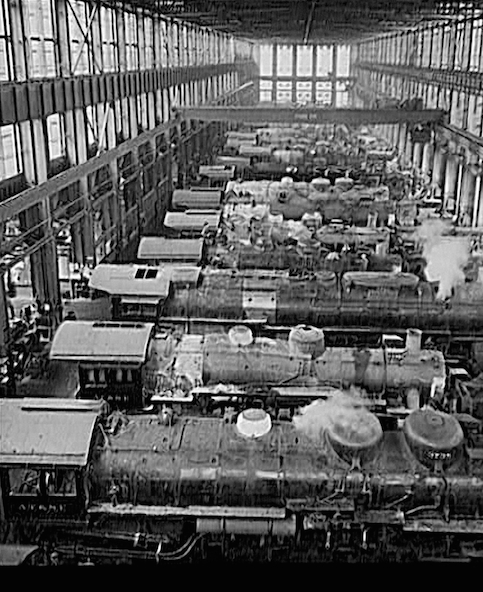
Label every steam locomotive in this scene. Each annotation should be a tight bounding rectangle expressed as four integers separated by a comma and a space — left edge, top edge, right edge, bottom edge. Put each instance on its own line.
48, 319, 445, 416
158, 268, 483, 336
5, 395, 483, 564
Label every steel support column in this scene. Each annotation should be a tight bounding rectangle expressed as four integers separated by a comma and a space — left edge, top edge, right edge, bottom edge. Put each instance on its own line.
421, 142, 433, 176
444, 155, 460, 214
432, 146, 447, 191
413, 142, 423, 171
459, 163, 477, 225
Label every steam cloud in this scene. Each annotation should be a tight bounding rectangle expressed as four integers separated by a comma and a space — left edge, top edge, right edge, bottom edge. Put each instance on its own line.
411, 219, 471, 300
293, 387, 370, 442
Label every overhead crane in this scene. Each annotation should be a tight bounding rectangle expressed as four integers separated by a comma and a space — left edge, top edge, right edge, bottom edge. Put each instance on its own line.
179, 105, 447, 126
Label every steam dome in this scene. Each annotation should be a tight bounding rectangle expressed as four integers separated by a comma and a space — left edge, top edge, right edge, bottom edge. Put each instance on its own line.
236, 408, 272, 439
326, 406, 383, 463
335, 177, 354, 191
310, 177, 330, 188
403, 408, 464, 469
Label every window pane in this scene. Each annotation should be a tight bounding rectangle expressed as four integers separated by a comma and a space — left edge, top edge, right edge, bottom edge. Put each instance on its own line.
336, 45, 351, 77
260, 45, 273, 76
277, 45, 292, 76
296, 45, 312, 76
47, 114, 64, 160
0, 40, 9, 80
316, 46, 333, 76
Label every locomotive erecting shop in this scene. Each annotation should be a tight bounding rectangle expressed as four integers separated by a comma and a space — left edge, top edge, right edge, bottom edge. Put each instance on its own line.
3, 0, 483, 565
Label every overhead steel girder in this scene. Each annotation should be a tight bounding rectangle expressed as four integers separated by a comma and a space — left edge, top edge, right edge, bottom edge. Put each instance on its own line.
355, 62, 483, 95
180, 105, 447, 125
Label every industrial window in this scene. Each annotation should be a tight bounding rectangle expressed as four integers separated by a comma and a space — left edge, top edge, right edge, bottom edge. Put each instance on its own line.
276, 92, 292, 104
441, 24, 452, 69
26, 0, 56, 78
189, 27, 198, 66
228, 37, 235, 62
184, 25, 191, 66
336, 91, 349, 108
450, 90, 464, 127
145, 17, 154, 69
138, 94, 148, 130
316, 46, 333, 77
85, 105, 97, 148
135, 268, 158, 279
315, 83, 332, 106
125, 12, 138, 70
336, 45, 351, 77
0, 0, 11, 80
47, 114, 65, 160
169, 21, 179, 67
68, 0, 90, 75
0, 124, 21, 181
210, 30, 218, 65
159, 19, 168, 67
258, 45, 272, 76
178, 23, 187, 67
467, 95, 482, 135
101, 5, 117, 73
277, 45, 293, 76
259, 90, 272, 102
470, 19, 483, 71
296, 45, 313, 77
296, 80, 312, 103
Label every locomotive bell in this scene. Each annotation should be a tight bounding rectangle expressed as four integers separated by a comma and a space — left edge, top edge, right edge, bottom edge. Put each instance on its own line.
288, 325, 325, 358
228, 325, 254, 347
236, 408, 272, 439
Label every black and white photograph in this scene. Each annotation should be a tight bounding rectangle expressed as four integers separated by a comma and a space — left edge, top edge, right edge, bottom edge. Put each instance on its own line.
0, 0, 482, 566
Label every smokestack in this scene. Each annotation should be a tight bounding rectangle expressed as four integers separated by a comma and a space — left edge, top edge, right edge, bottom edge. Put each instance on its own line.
478, 266, 483, 283
367, 212, 378, 229
406, 328, 422, 354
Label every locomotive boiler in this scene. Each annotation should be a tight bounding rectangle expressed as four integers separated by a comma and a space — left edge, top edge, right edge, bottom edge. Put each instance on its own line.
6, 396, 483, 563
143, 325, 445, 413
160, 267, 483, 336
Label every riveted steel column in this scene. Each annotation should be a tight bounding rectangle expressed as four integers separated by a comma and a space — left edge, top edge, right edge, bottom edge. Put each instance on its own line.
476, 173, 483, 227
8, 0, 61, 319
421, 142, 433, 176
459, 160, 477, 225
55, 0, 85, 266
115, 7, 131, 139
412, 141, 423, 170
272, 43, 277, 102
444, 154, 460, 214
432, 145, 447, 191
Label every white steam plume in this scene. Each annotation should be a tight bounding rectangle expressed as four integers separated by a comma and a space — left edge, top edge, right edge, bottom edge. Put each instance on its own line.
293, 387, 369, 442
411, 219, 470, 300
